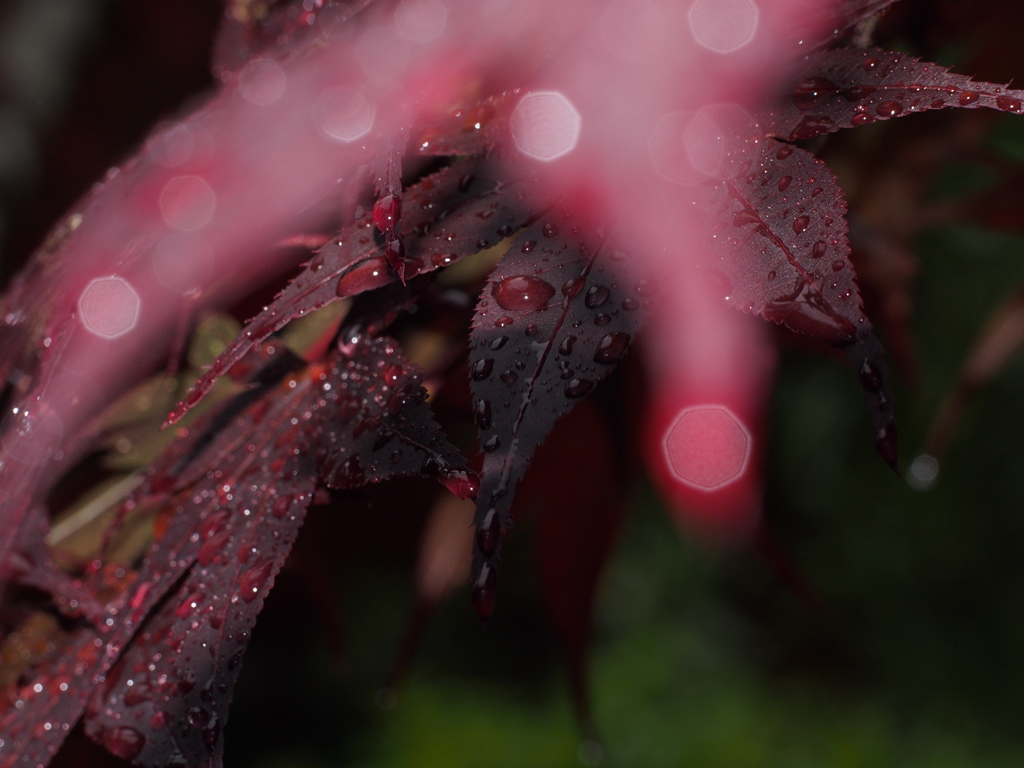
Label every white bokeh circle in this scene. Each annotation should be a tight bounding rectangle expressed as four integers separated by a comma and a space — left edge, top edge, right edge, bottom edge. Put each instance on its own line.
688, 0, 760, 54
160, 176, 216, 231
314, 87, 376, 142
77, 276, 141, 339
662, 405, 751, 491
510, 91, 581, 162
395, 0, 448, 43
239, 58, 287, 105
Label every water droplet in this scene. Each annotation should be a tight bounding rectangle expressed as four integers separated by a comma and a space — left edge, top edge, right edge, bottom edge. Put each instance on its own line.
558, 335, 576, 355
564, 378, 594, 398
520, 240, 536, 253
594, 332, 630, 364
203, 723, 221, 750
763, 279, 856, 344
470, 358, 494, 381
239, 559, 274, 603
875, 425, 898, 471
793, 216, 810, 235
859, 359, 882, 391
500, 369, 518, 384
103, 727, 145, 760
811, 240, 827, 258
876, 100, 902, 117
790, 115, 834, 140
793, 77, 837, 111
997, 95, 1022, 112
542, 222, 559, 238
561, 276, 584, 299
959, 91, 980, 106
124, 683, 151, 707
862, 56, 879, 71
387, 389, 411, 414
198, 529, 231, 567
431, 252, 456, 268
188, 707, 210, 728
482, 434, 501, 452
777, 175, 792, 192
492, 275, 556, 311
842, 85, 876, 101
622, 297, 640, 311
584, 285, 609, 308
472, 561, 498, 619
733, 208, 760, 227
495, 316, 513, 328
477, 507, 500, 557
776, 145, 793, 160
474, 398, 492, 429
439, 470, 479, 499
174, 591, 205, 618
373, 194, 401, 233
594, 313, 611, 326
851, 112, 874, 126
489, 336, 508, 351
336, 256, 390, 297
525, 322, 538, 336
384, 236, 407, 275
831, 259, 845, 271
458, 174, 475, 192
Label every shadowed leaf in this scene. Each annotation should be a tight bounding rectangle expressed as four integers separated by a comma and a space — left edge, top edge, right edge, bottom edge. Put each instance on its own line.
467, 213, 648, 617
766, 47, 1024, 142
167, 164, 550, 423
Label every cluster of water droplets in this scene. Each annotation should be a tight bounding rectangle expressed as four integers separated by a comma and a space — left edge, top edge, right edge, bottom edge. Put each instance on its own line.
782, 49, 1024, 142
467, 214, 650, 618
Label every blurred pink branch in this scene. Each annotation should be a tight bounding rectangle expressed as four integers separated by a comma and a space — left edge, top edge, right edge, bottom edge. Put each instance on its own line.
0, 0, 834, 561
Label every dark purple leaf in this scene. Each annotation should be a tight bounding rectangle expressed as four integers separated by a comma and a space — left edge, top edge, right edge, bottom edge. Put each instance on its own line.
83, 335, 470, 766
415, 91, 520, 157
0, 503, 105, 625
211, 0, 377, 78
372, 127, 410, 281
766, 47, 1024, 142
312, 334, 474, 493
844, 326, 898, 469
467, 213, 648, 617
705, 139, 862, 344
705, 138, 897, 467
84, 478, 317, 767
0, 627, 106, 768
167, 164, 549, 424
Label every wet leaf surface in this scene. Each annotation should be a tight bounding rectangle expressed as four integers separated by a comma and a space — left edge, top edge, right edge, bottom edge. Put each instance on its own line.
467, 213, 648, 616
